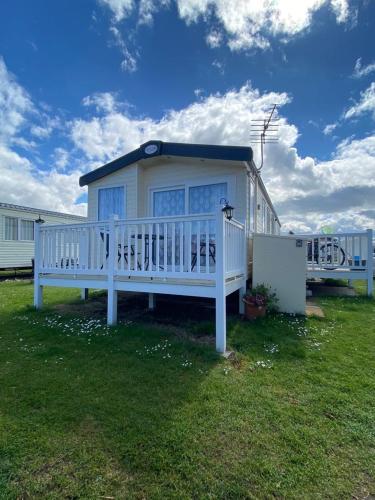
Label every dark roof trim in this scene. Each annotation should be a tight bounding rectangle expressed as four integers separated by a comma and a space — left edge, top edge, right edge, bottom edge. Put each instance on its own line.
79, 140, 253, 186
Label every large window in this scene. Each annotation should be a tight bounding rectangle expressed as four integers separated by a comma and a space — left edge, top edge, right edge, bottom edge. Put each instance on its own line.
98, 186, 125, 221
5, 216, 18, 240
188, 183, 227, 214
20, 219, 34, 240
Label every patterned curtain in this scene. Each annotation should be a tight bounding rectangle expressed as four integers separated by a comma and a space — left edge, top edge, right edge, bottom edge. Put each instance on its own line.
189, 183, 227, 215
153, 189, 185, 217
98, 187, 125, 221
153, 189, 185, 267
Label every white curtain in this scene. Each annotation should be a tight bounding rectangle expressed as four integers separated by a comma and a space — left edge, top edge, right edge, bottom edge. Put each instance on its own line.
20, 220, 34, 240
98, 187, 125, 220
5, 217, 18, 240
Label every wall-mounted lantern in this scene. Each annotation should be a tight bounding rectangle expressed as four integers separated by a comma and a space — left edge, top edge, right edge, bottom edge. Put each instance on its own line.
220, 198, 234, 221
35, 215, 45, 224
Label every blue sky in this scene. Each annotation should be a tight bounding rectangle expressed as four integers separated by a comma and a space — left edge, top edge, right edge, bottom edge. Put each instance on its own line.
0, 0, 374, 232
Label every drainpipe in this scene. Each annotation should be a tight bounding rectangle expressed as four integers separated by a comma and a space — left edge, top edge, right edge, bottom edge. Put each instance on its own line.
245, 161, 258, 233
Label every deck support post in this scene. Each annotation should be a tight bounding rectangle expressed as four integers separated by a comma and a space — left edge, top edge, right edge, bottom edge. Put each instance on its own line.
81, 288, 89, 300
215, 208, 226, 353
239, 281, 246, 315
107, 215, 118, 325
107, 289, 118, 325
148, 293, 155, 310
33, 221, 43, 309
367, 229, 373, 297
34, 284, 43, 309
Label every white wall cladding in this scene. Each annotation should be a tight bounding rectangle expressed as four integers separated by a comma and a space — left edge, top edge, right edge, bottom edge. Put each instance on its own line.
0, 207, 85, 268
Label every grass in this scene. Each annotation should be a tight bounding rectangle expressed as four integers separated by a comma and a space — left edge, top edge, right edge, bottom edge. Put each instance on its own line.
0, 280, 374, 498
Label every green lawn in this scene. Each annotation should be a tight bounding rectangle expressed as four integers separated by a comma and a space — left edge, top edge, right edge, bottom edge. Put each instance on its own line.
0, 281, 374, 498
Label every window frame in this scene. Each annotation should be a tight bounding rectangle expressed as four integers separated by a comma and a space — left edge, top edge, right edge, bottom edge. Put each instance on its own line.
4, 216, 19, 241
19, 218, 35, 241
96, 184, 127, 221
148, 175, 235, 217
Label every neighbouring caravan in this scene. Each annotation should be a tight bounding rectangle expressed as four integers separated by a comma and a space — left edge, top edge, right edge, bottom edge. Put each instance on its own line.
0, 202, 86, 269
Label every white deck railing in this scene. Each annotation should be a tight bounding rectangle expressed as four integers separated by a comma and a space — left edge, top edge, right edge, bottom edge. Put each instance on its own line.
304, 229, 373, 295
35, 211, 246, 282
305, 230, 373, 271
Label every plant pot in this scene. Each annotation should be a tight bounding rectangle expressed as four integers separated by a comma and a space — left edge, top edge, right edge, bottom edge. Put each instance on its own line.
242, 298, 266, 320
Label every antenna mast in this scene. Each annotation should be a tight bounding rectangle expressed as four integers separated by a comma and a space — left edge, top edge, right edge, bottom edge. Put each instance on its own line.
250, 104, 279, 171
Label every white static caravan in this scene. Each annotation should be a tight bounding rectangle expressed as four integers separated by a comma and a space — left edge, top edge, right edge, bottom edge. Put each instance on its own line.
34, 141, 280, 353
0, 202, 86, 269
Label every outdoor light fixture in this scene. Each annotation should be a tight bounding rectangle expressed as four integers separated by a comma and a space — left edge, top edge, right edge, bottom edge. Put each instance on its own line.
220, 198, 234, 221
35, 215, 45, 224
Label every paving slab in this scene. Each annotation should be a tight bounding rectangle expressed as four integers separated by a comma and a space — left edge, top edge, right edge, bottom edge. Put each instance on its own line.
306, 300, 325, 318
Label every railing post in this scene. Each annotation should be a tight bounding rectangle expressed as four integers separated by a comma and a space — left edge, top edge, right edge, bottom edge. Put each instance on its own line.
107, 216, 118, 325
33, 222, 43, 309
215, 208, 226, 353
239, 221, 247, 315
367, 229, 373, 297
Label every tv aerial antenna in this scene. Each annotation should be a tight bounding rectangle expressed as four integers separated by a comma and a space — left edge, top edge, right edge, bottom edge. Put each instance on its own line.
250, 104, 279, 171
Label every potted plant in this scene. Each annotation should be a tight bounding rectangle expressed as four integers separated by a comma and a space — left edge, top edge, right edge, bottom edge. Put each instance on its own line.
242, 284, 278, 320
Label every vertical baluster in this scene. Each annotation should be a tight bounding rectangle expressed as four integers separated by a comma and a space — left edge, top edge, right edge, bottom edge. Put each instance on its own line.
196, 221, 201, 273
89, 226, 93, 270
97, 227, 101, 271
344, 236, 349, 266
56, 230, 60, 269
156, 223, 160, 272
119, 224, 124, 271
134, 224, 138, 271
205, 220, 209, 273
44, 230, 48, 269
148, 223, 153, 272
46, 230, 50, 268
163, 223, 167, 270
187, 221, 192, 273
74, 229, 78, 269
65, 229, 69, 270
50, 230, 54, 269
126, 224, 130, 271
179, 221, 183, 273
170, 222, 174, 272
141, 223, 145, 271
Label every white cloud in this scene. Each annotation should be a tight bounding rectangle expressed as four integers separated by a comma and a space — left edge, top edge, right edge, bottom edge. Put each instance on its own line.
344, 82, 375, 120
206, 29, 223, 48
82, 92, 118, 113
0, 144, 85, 215
71, 84, 375, 232
98, 0, 353, 55
99, 0, 135, 22
0, 57, 33, 142
212, 59, 224, 74
138, 0, 170, 25
71, 83, 292, 161
0, 57, 86, 215
323, 123, 337, 135
175, 0, 352, 51
109, 26, 137, 73
53, 147, 70, 170
352, 57, 375, 79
